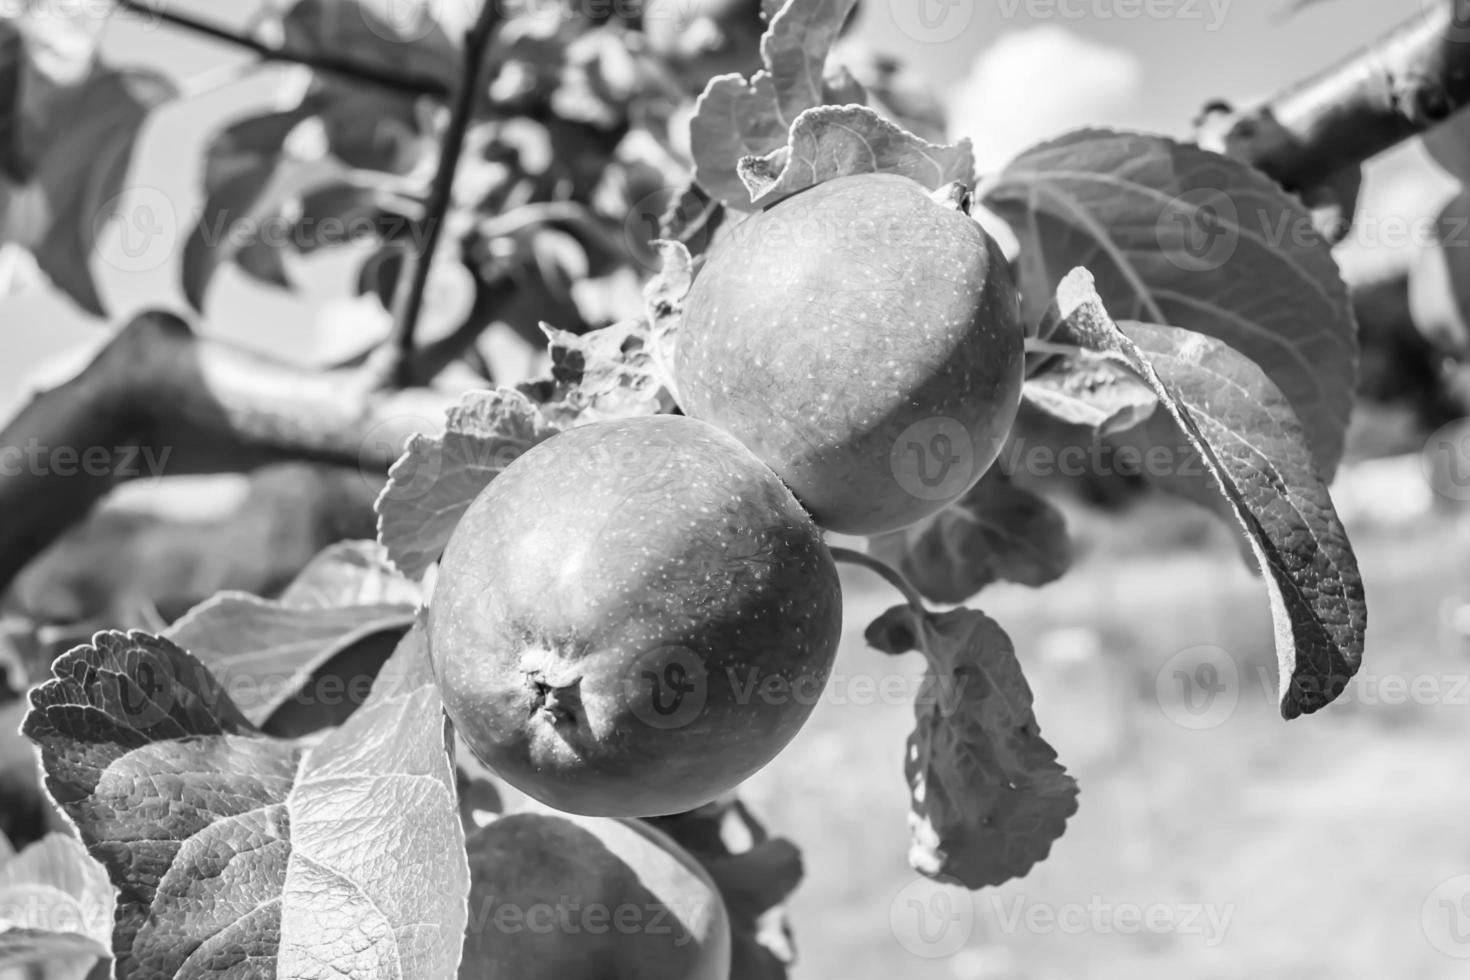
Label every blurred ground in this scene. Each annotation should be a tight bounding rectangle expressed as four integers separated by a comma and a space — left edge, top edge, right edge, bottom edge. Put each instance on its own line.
748, 484, 1470, 980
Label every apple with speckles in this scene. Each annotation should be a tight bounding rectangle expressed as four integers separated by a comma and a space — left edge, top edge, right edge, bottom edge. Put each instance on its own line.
460, 812, 731, 980
429, 414, 842, 818
674, 173, 1025, 536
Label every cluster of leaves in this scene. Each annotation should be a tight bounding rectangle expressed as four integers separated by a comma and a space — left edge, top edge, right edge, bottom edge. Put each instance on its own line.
0, 0, 1376, 975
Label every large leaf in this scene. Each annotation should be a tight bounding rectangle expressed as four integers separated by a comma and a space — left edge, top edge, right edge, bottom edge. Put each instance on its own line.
867, 605, 1077, 889
1055, 268, 1365, 717
279, 0, 462, 89
985, 129, 1358, 479
0, 834, 114, 980
376, 388, 559, 581
22, 626, 467, 980
869, 468, 1072, 605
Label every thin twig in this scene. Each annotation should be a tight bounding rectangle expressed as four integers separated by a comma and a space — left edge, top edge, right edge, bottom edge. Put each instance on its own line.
111, 0, 450, 98
829, 546, 927, 618
384, 4, 502, 388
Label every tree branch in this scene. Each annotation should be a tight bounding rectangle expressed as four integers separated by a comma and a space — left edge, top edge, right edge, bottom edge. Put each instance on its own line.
385, 4, 504, 387
1198, 1, 1470, 193
111, 0, 451, 98
0, 312, 456, 597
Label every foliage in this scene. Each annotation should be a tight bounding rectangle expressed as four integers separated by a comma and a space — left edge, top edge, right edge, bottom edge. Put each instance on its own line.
0, 0, 1383, 976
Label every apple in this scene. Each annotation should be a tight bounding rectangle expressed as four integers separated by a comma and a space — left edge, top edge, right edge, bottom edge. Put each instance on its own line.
674, 173, 1025, 535
429, 414, 842, 817
460, 812, 730, 980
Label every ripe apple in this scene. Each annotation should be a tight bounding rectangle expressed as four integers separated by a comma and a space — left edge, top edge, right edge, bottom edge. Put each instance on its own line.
429, 414, 842, 817
674, 173, 1025, 536
460, 812, 731, 980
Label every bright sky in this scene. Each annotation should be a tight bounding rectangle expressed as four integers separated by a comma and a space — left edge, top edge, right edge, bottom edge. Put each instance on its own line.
0, 0, 1432, 421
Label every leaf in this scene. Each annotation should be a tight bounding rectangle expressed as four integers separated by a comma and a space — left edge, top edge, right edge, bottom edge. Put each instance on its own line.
1023, 350, 1159, 435
643, 240, 693, 401
760, 0, 859, 128
280, 540, 424, 609
164, 598, 415, 730
375, 388, 559, 581
869, 468, 1072, 604
183, 152, 346, 312
22, 626, 467, 980
161, 540, 418, 729
0, 834, 114, 979
689, 72, 788, 208
866, 605, 1078, 889
984, 129, 1358, 479
2, 56, 175, 316
529, 316, 677, 427
279, 0, 462, 90
1055, 268, 1366, 717
740, 104, 975, 208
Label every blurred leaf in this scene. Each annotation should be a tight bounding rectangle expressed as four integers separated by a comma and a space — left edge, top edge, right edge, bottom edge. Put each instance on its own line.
0, 834, 114, 980
869, 468, 1073, 605
22, 626, 467, 980
376, 388, 558, 580
1023, 350, 1159, 434
280, 540, 423, 608
0, 11, 175, 315
1055, 268, 1366, 717
279, 0, 462, 89
1408, 188, 1470, 356
740, 104, 974, 207
985, 129, 1358, 480
866, 604, 1078, 889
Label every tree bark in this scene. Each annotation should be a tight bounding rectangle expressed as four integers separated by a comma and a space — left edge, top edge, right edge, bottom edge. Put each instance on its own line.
0, 312, 456, 596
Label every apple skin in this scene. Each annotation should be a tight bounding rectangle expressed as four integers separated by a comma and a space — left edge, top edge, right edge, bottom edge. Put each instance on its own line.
429, 414, 842, 818
674, 173, 1025, 536
460, 812, 731, 980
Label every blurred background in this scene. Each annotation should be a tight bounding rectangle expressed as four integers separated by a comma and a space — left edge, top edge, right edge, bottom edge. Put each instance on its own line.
5, 1, 1470, 978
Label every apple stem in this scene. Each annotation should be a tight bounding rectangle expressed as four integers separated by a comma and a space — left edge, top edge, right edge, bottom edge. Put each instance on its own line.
828, 547, 926, 617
